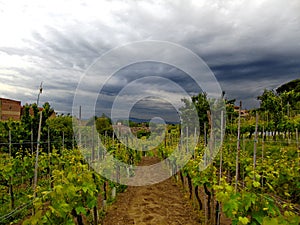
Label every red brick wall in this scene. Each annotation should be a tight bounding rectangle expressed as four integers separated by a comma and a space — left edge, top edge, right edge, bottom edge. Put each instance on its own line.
0, 98, 21, 121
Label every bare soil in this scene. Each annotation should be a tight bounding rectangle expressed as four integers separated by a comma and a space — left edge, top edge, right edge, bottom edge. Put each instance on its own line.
102, 157, 201, 225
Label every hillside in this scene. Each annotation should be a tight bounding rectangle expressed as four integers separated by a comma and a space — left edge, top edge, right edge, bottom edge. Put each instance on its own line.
276, 78, 300, 94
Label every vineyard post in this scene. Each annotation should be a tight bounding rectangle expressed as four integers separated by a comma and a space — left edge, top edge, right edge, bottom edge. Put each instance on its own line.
253, 111, 258, 181
265, 111, 268, 142
111, 186, 116, 199
261, 125, 265, 188
79, 105, 82, 147
62, 131, 65, 150
33, 82, 43, 201
204, 196, 208, 225
92, 126, 95, 161
242, 136, 245, 152
296, 126, 300, 202
219, 110, 224, 181
47, 127, 50, 154
296, 127, 299, 148
203, 122, 207, 165
194, 127, 197, 159
103, 182, 107, 210
217, 110, 224, 225
84, 132, 87, 151
296, 128, 299, 167
112, 131, 115, 147
72, 130, 75, 150
9, 129, 11, 156
164, 131, 167, 148
209, 112, 215, 225
8, 129, 14, 209
186, 126, 188, 153
33, 110, 42, 200
105, 130, 107, 147
97, 133, 100, 160
204, 122, 207, 146
209, 111, 214, 160
231, 113, 233, 136
235, 101, 241, 193
180, 130, 183, 154
48, 127, 51, 189
31, 128, 33, 155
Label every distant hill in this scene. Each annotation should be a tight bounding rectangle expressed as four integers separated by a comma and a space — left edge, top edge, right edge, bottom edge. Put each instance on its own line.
113, 117, 179, 125
276, 78, 300, 94
129, 117, 179, 124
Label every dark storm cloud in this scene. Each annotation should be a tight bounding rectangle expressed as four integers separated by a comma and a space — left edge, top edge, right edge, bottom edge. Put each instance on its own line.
100, 62, 202, 96
0, 0, 299, 116
210, 54, 300, 107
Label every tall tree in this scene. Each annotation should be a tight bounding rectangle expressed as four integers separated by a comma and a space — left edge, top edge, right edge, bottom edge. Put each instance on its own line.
257, 89, 282, 138
191, 93, 210, 132
95, 114, 113, 136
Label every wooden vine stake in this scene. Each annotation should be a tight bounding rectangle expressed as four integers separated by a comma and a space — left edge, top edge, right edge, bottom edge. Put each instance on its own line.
194, 127, 197, 159
79, 105, 82, 147
186, 126, 189, 153
204, 122, 207, 146
33, 110, 42, 199
253, 111, 258, 181
9, 130, 14, 210
92, 126, 95, 161
296, 128, 299, 168
235, 101, 241, 193
33, 83, 43, 205
48, 127, 52, 189
31, 128, 34, 155
261, 126, 265, 188
217, 110, 224, 225
219, 110, 224, 181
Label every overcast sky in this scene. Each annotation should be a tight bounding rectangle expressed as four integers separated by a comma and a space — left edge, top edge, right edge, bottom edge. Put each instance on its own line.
0, 0, 299, 119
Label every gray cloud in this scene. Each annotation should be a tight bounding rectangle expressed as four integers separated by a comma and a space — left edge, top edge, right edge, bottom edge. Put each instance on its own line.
0, 0, 299, 118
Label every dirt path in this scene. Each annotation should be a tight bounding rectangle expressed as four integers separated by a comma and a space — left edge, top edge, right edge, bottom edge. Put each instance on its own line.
102, 157, 200, 225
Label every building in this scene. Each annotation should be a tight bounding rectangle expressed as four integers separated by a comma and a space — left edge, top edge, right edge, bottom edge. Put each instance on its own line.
21, 105, 43, 116
0, 98, 22, 121
234, 105, 249, 117
21, 104, 56, 119
0, 97, 56, 121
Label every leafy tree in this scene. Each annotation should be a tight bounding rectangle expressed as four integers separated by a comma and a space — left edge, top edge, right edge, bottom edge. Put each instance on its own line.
257, 89, 282, 138
30, 103, 40, 144
280, 90, 300, 115
42, 102, 55, 125
85, 116, 98, 126
0, 120, 26, 156
95, 114, 113, 136
179, 93, 210, 135
191, 93, 210, 130
276, 78, 300, 94
224, 99, 238, 135
46, 115, 74, 150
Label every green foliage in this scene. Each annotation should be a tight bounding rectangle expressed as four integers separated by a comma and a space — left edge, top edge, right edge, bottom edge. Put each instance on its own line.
276, 78, 300, 94
1, 85, 300, 225
0, 102, 75, 155
191, 93, 210, 129
95, 114, 113, 136
136, 129, 151, 139
46, 115, 74, 150
24, 150, 101, 224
